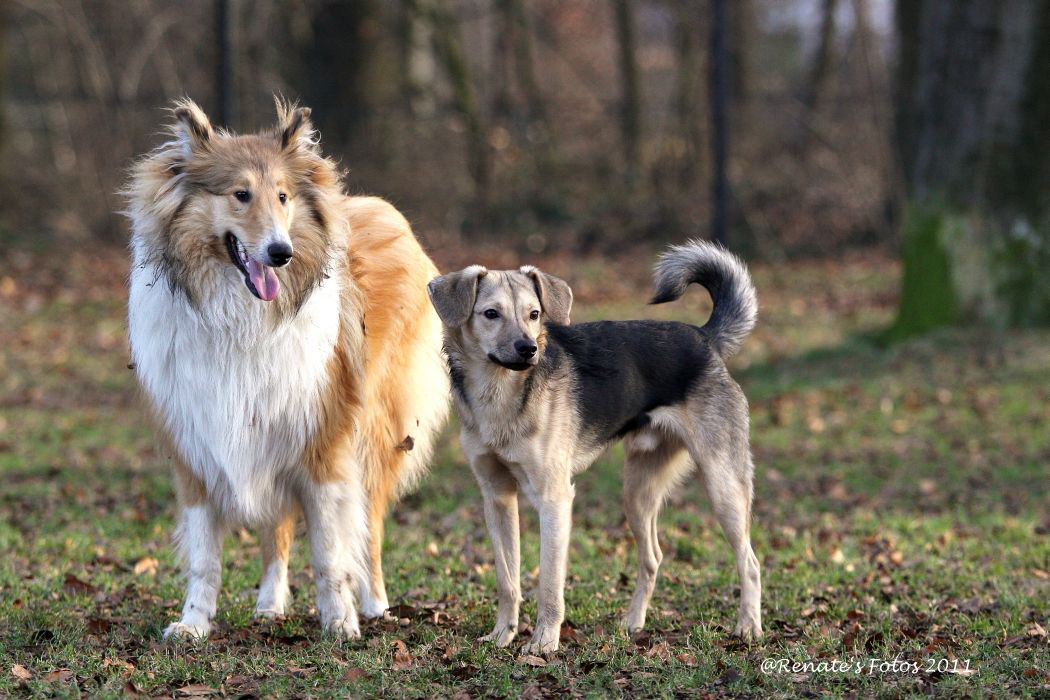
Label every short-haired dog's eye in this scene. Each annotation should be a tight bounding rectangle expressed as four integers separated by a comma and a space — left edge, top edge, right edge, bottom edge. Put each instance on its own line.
484, 309, 500, 320
234, 190, 251, 203
529, 310, 540, 320
278, 192, 287, 205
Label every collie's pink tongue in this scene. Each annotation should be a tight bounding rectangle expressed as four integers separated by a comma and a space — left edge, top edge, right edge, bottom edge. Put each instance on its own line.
247, 259, 281, 301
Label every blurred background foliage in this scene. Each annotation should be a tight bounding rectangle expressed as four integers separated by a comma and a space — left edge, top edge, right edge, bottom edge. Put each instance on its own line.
1, 1, 894, 254
0, 0, 1047, 333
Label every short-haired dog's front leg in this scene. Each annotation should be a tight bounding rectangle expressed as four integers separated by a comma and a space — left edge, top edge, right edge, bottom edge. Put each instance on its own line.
525, 487, 574, 655
472, 454, 522, 647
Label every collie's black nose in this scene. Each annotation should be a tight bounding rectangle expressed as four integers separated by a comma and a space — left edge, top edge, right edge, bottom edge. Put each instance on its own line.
267, 242, 293, 267
514, 339, 538, 359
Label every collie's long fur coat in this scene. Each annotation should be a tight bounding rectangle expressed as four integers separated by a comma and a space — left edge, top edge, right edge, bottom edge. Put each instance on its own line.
125, 99, 448, 638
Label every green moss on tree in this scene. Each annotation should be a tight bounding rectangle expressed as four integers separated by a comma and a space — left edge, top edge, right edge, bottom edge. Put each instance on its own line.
890, 204, 960, 340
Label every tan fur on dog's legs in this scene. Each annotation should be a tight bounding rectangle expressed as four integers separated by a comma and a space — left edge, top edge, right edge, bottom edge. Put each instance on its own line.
621, 441, 689, 633
359, 499, 390, 619
692, 446, 763, 641
526, 485, 574, 655
471, 454, 522, 647
256, 512, 295, 618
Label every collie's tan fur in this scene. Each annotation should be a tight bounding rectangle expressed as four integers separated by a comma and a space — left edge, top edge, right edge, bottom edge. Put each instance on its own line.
126, 98, 449, 636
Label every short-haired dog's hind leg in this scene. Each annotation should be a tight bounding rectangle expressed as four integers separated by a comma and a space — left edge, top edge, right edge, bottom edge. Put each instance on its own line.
620, 437, 691, 634
687, 436, 762, 641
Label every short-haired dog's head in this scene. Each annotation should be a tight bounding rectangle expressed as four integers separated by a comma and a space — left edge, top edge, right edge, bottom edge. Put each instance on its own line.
428, 265, 573, 371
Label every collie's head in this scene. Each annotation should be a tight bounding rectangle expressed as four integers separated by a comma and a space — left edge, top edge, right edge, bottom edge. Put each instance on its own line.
125, 98, 344, 315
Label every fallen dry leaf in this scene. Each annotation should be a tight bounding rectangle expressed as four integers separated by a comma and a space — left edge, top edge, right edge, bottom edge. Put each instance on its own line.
392, 640, 413, 670
11, 664, 32, 681
559, 621, 586, 645
102, 658, 134, 673
133, 557, 159, 576
63, 573, 97, 595
643, 641, 672, 661
343, 667, 367, 681
1026, 623, 1047, 638
677, 653, 697, 666
522, 655, 547, 667
45, 669, 73, 683
86, 617, 112, 635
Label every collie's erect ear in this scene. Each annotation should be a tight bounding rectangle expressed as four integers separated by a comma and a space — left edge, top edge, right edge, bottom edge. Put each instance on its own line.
523, 266, 573, 325
274, 97, 317, 152
171, 99, 213, 157
427, 266, 487, 327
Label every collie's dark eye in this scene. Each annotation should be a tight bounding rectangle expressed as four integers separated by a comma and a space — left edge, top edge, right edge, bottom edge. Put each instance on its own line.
484, 309, 500, 320
278, 192, 287, 205
234, 190, 251, 203
529, 310, 540, 320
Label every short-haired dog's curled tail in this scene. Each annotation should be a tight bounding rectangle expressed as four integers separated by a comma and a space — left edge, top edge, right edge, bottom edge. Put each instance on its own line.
650, 240, 757, 358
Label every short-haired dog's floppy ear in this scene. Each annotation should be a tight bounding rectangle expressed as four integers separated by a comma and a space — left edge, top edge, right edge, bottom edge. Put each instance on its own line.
428, 265, 487, 327
523, 266, 573, 326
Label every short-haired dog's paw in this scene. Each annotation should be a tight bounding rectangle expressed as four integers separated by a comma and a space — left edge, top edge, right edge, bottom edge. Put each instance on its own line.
734, 616, 762, 642
479, 623, 517, 647
619, 610, 647, 635
523, 623, 560, 655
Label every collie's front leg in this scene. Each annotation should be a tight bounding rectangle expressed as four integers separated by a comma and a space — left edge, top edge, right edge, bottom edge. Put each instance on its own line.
165, 503, 224, 640
358, 495, 390, 620
256, 512, 295, 618
302, 480, 365, 639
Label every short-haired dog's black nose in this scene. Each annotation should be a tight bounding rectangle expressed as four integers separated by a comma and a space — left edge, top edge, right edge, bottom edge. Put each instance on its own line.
267, 242, 293, 267
514, 339, 538, 359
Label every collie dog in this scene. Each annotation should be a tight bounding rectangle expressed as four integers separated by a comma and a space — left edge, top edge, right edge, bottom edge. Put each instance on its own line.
125, 99, 449, 639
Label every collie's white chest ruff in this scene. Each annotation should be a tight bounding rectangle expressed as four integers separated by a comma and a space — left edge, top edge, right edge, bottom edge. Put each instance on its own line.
128, 259, 343, 525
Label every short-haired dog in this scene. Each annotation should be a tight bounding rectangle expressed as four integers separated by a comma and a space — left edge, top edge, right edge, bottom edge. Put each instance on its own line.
428, 240, 762, 653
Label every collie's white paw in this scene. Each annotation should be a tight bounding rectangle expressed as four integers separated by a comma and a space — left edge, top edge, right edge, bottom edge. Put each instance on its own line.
254, 606, 285, 620
359, 595, 389, 620
321, 612, 361, 640
479, 622, 517, 647
523, 623, 560, 655
734, 615, 763, 641
163, 620, 210, 640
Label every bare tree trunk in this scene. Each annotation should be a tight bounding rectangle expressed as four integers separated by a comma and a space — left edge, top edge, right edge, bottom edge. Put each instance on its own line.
612, 0, 641, 187
0, 0, 6, 159
893, 0, 1050, 335
492, 0, 514, 123
710, 0, 729, 246
729, 0, 752, 108
427, 0, 490, 224
804, 0, 838, 114
673, 0, 703, 185
216, 0, 237, 130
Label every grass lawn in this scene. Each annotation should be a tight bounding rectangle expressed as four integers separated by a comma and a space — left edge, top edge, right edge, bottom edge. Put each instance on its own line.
0, 250, 1046, 698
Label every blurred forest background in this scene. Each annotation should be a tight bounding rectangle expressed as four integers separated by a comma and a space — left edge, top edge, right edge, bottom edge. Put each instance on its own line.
2, 0, 1047, 334
1, 3, 1048, 695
